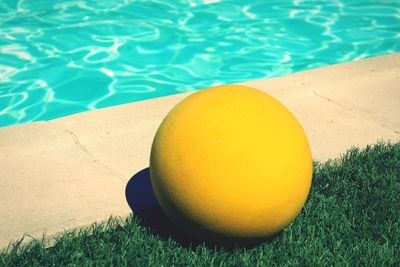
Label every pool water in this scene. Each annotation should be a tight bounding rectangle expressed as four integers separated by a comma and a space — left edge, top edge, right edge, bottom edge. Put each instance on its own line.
1, 0, 399, 127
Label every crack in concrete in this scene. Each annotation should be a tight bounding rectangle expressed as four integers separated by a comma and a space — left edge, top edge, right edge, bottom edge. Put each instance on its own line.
312, 90, 400, 135
63, 128, 126, 182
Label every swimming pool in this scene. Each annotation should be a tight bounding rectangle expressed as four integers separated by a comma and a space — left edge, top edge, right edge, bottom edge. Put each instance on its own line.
1, 0, 399, 127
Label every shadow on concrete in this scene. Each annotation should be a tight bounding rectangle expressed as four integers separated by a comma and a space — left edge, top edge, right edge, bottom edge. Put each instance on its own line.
125, 168, 206, 248
125, 167, 277, 250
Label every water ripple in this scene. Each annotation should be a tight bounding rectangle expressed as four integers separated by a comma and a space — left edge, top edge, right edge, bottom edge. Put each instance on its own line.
1, 0, 400, 127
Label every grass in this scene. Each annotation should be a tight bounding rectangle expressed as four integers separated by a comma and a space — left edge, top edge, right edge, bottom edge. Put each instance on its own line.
1, 141, 400, 266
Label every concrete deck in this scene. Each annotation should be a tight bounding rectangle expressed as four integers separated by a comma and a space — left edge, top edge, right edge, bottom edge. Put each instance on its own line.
1, 53, 399, 249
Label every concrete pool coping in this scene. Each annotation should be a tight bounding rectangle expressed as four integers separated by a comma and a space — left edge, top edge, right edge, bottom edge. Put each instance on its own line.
0, 53, 399, 249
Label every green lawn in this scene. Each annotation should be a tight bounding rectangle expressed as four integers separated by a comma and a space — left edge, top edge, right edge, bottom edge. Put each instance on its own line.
1, 142, 399, 266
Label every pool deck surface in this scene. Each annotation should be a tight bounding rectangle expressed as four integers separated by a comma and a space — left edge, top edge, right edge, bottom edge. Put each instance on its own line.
0, 53, 399, 249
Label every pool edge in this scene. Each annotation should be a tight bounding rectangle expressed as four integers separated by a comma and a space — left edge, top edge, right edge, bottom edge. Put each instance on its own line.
0, 52, 399, 249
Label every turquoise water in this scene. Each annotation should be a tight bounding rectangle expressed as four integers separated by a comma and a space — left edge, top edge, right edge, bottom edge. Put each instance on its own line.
1, 0, 400, 127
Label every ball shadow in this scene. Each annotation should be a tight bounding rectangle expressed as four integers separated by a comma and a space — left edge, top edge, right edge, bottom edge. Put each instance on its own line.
125, 168, 279, 250
125, 167, 197, 246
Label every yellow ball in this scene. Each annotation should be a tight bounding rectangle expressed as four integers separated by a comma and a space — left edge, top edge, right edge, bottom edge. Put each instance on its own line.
150, 85, 312, 239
